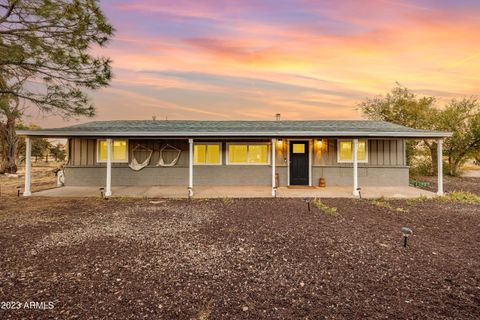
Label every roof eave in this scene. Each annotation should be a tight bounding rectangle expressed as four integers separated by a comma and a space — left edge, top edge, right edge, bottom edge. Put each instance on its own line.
16, 130, 453, 138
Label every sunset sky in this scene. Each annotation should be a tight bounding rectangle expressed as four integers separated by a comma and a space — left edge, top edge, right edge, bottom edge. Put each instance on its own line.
31, 0, 480, 127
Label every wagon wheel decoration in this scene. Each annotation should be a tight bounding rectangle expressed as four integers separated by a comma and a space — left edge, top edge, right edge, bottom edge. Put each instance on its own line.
156, 144, 181, 167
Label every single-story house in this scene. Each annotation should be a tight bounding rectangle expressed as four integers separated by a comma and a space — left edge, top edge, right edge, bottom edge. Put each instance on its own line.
17, 120, 451, 197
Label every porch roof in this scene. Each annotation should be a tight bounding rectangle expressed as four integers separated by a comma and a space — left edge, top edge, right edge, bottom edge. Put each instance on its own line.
17, 120, 451, 138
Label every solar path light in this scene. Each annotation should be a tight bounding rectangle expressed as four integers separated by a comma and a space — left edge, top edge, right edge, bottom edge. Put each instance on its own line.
401, 227, 413, 247
304, 198, 311, 212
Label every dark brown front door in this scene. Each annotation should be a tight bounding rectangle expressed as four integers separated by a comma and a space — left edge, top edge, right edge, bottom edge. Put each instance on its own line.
289, 141, 309, 185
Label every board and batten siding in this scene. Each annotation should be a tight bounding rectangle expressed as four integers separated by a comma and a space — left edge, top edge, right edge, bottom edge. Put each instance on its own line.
311, 138, 405, 167
65, 137, 407, 187
68, 138, 190, 167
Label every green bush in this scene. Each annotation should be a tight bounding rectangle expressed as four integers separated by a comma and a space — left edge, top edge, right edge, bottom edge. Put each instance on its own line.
409, 161, 433, 177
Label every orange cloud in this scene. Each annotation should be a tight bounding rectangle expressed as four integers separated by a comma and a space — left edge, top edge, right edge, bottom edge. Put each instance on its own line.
29, 0, 480, 127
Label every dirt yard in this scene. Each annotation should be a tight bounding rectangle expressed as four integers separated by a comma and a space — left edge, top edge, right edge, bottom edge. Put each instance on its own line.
415, 175, 480, 196
0, 164, 59, 197
0, 195, 479, 319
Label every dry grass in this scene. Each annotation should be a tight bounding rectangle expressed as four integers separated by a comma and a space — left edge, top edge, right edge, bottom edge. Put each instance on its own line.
0, 164, 59, 197
312, 198, 337, 214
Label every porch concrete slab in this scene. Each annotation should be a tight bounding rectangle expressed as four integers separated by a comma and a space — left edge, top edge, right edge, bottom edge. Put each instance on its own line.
32, 185, 435, 199
276, 186, 435, 199
194, 186, 271, 198
32, 186, 189, 198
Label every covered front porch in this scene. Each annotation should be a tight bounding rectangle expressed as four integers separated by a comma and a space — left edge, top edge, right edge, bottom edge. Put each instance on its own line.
20, 134, 447, 198
32, 185, 435, 199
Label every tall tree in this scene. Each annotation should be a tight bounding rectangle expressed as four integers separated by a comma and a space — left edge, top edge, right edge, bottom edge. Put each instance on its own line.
31, 137, 50, 161
0, 91, 20, 172
357, 84, 439, 172
0, 0, 113, 173
49, 143, 66, 162
436, 98, 480, 175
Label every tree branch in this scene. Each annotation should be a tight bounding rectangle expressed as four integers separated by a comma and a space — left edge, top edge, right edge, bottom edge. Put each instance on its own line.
0, 0, 17, 24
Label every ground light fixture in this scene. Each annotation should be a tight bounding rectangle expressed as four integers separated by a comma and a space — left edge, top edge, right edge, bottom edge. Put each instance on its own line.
401, 227, 413, 247
17, 186, 22, 197
357, 187, 362, 199
99, 187, 105, 199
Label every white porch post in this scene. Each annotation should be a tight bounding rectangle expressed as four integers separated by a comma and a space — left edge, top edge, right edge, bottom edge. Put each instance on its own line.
271, 138, 276, 197
188, 138, 194, 197
105, 138, 112, 197
23, 136, 32, 196
437, 139, 444, 196
352, 138, 359, 196
309, 140, 312, 186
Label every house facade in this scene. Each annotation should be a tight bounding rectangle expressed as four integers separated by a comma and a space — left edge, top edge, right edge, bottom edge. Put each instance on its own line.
17, 120, 451, 197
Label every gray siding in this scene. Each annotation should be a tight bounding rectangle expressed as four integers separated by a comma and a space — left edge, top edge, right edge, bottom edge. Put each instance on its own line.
312, 167, 408, 187
312, 138, 405, 166
65, 137, 408, 187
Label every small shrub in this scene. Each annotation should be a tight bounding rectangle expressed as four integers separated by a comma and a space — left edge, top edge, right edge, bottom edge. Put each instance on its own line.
406, 195, 429, 206
222, 197, 234, 205
312, 198, 337, 215
371, 198, 409, 213
370, 197, 393, 209
438, 191, 480, 204
409, 161, 433, 177
409, 179, 430, 188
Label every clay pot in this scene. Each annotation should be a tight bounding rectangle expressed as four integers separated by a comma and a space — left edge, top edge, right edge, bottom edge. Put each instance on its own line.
319, 177, 326, 188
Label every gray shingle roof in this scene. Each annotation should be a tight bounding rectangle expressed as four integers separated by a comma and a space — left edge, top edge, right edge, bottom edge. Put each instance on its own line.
17, 120, 451, 138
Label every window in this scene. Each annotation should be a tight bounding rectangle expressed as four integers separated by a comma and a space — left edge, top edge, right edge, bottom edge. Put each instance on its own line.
194, 143, 221, 165
97, 139, 128, 163
292, 143, 305, 153
337, 139, 368, 163
227, 143, 270, 165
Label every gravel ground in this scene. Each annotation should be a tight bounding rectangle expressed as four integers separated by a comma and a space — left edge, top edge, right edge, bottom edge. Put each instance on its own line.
0, 196, 479, 319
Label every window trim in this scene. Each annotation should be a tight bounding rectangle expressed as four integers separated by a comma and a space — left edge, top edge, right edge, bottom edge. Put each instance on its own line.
337, 139, 368, 163
226, 142, 271, 165
193, 142, 222, 165
96, 139, 129, 163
